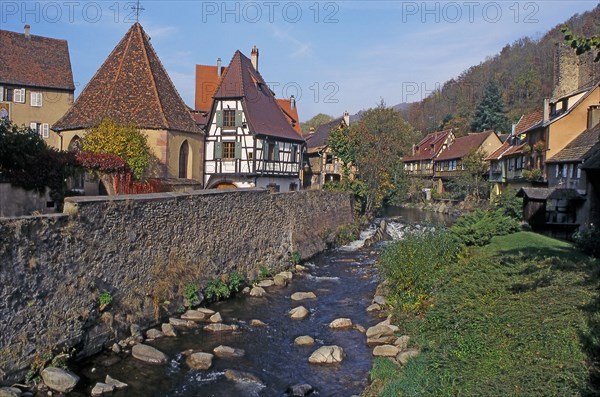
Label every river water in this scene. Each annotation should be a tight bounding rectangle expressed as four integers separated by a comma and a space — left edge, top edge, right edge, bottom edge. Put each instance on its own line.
75, 208, 453, 397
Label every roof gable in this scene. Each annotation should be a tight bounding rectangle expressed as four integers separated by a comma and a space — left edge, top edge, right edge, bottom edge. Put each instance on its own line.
305, 117, 346, 149
214, 51, 303, 142
195, 64, 227, 111
436, 131, 496, 161
403, 129, 453, 162
276, 98, 301, 134
53, 23, 199, 134
0, 29, 74, 91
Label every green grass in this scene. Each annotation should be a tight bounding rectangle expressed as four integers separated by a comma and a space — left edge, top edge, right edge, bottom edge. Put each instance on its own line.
368, 231, 600, 397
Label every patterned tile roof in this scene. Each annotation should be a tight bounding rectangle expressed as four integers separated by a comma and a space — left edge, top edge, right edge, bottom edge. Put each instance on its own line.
194, 64, 227, 111
53, 23, 199, 134
305, 117, 345, 150
515, 111, 543, 135
276, 98, 301, 134
213, 51, 304, 142
403, 129, 453, 162
0, 28, 74, 90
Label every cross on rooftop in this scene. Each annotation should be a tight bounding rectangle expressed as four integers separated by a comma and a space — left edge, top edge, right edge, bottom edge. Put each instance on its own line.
132, 0, 145, 22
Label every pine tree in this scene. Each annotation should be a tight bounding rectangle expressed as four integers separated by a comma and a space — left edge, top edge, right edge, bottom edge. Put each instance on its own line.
470, 79, 510, 133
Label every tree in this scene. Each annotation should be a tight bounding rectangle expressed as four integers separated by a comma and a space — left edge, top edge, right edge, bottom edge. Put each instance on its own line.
0, 122, 78, 207
470, 79, 510, 133
562, 26, 600, 62
82, 119, 153, 180
448, 149, 489, 201
327, 100, 420, 214
301, 113, 333, 134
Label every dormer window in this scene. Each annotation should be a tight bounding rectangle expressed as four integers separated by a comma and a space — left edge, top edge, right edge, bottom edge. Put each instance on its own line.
223, 109, 236, 127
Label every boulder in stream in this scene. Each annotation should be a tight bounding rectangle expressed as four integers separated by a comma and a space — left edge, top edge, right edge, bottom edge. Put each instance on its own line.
131, 344, 168, 364
329, 318, 353, 329
308, 346, 345, 364
161, 323, 177, 337
289, 306, 309, 319
294, 335, 315, 346
0, 387, 22, 397
287, 383, 314, 396
41, 367, 80, 393
213, 345, 245, 358
291, 292, 316, 301
91, 382, 114, 396
250, 286, 267, 297
181, 310, 207, 321
224, 369, 264, 385
373, 344, 400, 357
186, 352, 214, 370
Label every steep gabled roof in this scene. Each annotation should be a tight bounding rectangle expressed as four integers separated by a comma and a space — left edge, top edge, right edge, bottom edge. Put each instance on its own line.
214, 51, 303, 142
195, 64, 227, 111
276, 98, 301, 134
0, 28, 74, 91
53, 23, 199, 134
305, 117, 346, 150
547, 123, 600, 163
436, 131, 495, 161
515, 111, 543, 135
403, 129, 452, 162
485, 140, 526, 161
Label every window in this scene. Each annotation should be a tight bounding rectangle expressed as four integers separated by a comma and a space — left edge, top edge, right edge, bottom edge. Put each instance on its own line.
289, 183, 298, 191
6, 88, 14, 102
179, 141, 189, 178
13, 88, 25, 103
266, 142, 279, 161
29, 122, 49, 138
325, 154, 333, 164
291, 144, 298, 163
30, 91, 42, 107
223, 109, 236, 127
248, 151, 253, 160
222, 141, 235, 159
449, 160, 457, 171
0, 86, 3, 102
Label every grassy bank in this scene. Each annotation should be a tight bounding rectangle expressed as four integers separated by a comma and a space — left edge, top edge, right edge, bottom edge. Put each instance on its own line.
366, 231, 600, 396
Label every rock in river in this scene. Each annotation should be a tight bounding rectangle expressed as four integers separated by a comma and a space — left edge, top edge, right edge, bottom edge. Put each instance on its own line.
131, 344, 168, 364
291, 292, 316, 301
186, 352, 214, 370
329, 318, 353, 329
372, 344, 399, 357
181, 310, 207, 321
289, 306, 309, 319
204, 323, 238, 332
250, 286, 267, 297
91, 382, 114, 396
213, 345, 245, 358
308, 345, 345, 364
41, 367, 80, 393
287, 383, 314, 396
294, 335, 315, 346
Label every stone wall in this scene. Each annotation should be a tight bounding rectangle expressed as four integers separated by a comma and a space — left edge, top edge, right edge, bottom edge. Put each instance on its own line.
0, 189, 353, 385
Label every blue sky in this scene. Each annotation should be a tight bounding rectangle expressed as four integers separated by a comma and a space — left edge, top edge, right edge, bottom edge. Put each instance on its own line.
1, 1, 597, 121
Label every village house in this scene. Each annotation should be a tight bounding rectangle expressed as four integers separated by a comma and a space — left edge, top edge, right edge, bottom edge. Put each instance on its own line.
433, 131, 502, 193
303, 112, 351, 189
403, 129, 455, 178
0, 25, 75, 149
486, 111, 543, 196
198, 47, 305, 191
52, 23, 203, 186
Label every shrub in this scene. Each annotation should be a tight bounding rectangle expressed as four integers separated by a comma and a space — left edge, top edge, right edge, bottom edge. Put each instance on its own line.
450, 209, 521, 246
491, 189, 522, 220
378, 229, 461, 314
228, 271, 245, 293
573, 225, 600, 258
291, 251, 301, 265
257, 265, 271, 281
204, 278, 231, 301
98, 290, 112, 306
182, 283, 199, 307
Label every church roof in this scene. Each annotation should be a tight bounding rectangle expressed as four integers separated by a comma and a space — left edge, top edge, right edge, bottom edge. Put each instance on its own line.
53, 23, 199, 134
0, 28, 74, 91
213, 51, 304, 142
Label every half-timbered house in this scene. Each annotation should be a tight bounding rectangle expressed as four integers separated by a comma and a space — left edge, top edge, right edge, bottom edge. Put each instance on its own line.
202, 49, 305, 192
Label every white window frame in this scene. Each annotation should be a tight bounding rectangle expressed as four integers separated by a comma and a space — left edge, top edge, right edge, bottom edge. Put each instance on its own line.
0, 86, 4, 102
30, 91, 42, 107
41, 123, 49, 138
30, 122, 38, 132
14, 88, 25, 103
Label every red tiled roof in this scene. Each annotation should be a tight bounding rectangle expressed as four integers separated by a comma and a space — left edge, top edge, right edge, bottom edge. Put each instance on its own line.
515, 110, 543, 135
213, 51, 304, 142
276, 98, 301, 134
0, 28, 74, 90
436, 131, 495, 161
403, 129, 453, 162
53, 23, 199, 134
485, 140, 525, 161
194, 64, 227, 111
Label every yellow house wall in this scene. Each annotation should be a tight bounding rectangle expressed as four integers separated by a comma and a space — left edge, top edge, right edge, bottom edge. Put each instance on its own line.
481, 133, 503, 157
5, 88, 73, 149
59, 128, 204, 181
548, 85, 600, 159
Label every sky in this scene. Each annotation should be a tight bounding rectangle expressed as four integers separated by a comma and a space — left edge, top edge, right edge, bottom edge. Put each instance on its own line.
1, 1, 598, 122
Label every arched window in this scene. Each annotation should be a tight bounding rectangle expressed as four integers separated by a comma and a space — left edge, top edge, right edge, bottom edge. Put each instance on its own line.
179, 140, 189, 178
68, 135, 82, 153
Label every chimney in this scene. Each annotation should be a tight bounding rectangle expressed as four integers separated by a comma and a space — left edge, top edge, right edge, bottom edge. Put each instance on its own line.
251, 45, 259, 71
511, 123, 516, 135
543, 98, 550, 123
290, 95, 295, 110
24, 24, 30, 38
412, 144, 416, 156
217, 58, 222, 77
343, 111, 350, 126
553, 43, 580, 98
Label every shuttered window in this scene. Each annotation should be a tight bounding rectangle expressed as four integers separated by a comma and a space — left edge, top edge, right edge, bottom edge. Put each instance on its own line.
30, 92, 42, 107
223, 110, 236, 127
14, 88, 25, 103
41, 123, 49, 138
222, 142, 235, 159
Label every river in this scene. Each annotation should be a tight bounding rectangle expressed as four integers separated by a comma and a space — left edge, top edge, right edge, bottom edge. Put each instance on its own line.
74, 208, 453, 397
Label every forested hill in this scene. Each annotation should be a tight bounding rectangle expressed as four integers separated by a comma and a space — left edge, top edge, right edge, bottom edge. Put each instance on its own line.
403, 5, 600, 135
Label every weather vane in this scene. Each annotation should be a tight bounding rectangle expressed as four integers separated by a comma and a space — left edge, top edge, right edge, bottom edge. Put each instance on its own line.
132, 0, 145, 22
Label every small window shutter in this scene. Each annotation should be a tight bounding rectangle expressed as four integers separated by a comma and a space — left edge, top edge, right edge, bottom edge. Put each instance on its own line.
235, 110, 243, 127
555, 165, 559, 178
216, 110, 223, 127
0, 86, 4, 102
42, 123, 49, 138
30, 122, 37, 132
214, 142, 222, 159
16, 89, 25, 103
234, 141, 242, 159
274, 143, 280, 161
